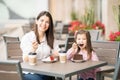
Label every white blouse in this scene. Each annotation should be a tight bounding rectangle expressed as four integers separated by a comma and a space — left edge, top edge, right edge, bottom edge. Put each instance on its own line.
20, 31, 60, 60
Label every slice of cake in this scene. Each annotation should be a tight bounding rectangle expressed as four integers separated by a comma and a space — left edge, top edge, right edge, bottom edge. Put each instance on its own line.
42, 56, 55, 62
73, 54, 83, 60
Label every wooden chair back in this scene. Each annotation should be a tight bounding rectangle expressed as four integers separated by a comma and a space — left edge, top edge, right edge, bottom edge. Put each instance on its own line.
113, 57, 120, 80
6, 41, 22, 61
92, 41, 120, 65
101, 57, 120, 80
54, 21, 63, 40
0, 60, 23, 80
61, 24, 69, 34
3, 36, 20, 43
64, 36, 74, 51
22, 24, 32, 34
54, 20, 62, 27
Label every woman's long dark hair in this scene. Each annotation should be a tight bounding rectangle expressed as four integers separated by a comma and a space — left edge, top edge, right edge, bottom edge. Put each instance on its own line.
32, 11, 54, 49
74, 30, 93, 60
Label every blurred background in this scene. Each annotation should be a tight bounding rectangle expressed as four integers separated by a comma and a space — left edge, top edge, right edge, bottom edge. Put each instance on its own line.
0, 0, 120, 59
0, 0, 119, 39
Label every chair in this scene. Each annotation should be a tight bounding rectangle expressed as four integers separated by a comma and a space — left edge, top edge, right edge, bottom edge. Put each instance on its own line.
101, 57, 120, 80
91, 41, 120, 80
22, 24, 32, 34
113, 57, 120, 80
6, 41, 22, 61
3, 35, 20, 43
61, 24, 69, 34
54, 20, 62, 27
0, 60, 23, 80
55, 23, 70, 40
54, 21, 63, 39
59, 35, 74, 52
64, 35, 74, 51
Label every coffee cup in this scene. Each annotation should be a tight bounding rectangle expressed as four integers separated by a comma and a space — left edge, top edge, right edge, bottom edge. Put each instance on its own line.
59, 53, 66, 63
28, 52, 37, 65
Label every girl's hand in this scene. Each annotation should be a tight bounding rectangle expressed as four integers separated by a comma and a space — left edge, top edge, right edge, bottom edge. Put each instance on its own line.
72, 42, 78, 50
70, 42, 78, 56
32, 41, 38, 52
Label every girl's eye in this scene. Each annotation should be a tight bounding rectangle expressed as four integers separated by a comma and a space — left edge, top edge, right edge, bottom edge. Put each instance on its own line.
83, 38, 86, 40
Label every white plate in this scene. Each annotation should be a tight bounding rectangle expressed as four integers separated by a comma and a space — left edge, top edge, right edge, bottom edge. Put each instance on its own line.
42, 58, 58, 63
71, 59, 85, 63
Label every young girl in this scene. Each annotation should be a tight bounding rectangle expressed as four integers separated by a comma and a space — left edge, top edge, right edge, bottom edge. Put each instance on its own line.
66, 30, 99, 80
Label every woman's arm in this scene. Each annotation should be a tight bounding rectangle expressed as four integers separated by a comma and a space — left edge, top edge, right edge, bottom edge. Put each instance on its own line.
20, 32, 36, 54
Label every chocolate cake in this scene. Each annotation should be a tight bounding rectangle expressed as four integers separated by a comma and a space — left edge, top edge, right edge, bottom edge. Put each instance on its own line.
73, 54, 83, 60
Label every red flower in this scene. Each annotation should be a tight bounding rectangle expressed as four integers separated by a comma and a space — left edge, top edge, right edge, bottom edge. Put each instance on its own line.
92, 21, 105, 34
96, 21, 101, 26
92, 24, 97, 29
80, 24, 86, 29
109, 31, 120, 41
68, 20, 105, 35
68, 20, 83, 33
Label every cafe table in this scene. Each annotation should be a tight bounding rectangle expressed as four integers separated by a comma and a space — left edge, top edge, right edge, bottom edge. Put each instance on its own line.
21, 60, 107, 80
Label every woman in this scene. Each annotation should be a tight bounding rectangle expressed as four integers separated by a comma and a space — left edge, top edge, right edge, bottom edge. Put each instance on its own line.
20, 11, 59, 80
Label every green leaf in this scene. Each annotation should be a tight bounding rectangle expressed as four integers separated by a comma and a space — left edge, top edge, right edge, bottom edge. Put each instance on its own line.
115, 36, 120, 41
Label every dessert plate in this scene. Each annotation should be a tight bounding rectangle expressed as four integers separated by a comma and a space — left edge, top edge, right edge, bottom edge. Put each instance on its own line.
71, 59, 85, 63
42, 58, 58, 63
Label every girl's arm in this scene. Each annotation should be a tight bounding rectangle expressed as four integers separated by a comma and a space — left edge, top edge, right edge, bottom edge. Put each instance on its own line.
91, 51, 99, 61
66, 43, 78, 60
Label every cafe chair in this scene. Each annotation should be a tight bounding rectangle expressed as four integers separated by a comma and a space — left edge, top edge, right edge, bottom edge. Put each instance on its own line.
59, 35, 74, 52
0, 60, 24, 80
92, 41, 120, 80
6, 41, 22, 61
101, 57, 120, 80
54, 21, 63, 39
3, 35, 20, 43
64, 35, 74, 51
22, 24, 32, 34
55, 23, 70, 40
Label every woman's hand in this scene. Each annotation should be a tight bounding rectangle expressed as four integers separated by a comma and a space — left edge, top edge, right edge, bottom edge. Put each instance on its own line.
32, 41, 38, 52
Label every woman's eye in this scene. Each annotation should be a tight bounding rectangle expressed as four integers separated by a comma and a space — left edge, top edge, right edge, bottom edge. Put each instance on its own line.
40, 19, 44, 22
46, 21, 49, 24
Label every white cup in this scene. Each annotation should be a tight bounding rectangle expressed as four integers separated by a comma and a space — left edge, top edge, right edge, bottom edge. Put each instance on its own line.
59, 53, 66, 63
28, 52, 37, 65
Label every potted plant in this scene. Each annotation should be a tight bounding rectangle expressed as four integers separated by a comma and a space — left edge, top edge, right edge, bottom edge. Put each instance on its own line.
109, 2, 120, 41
